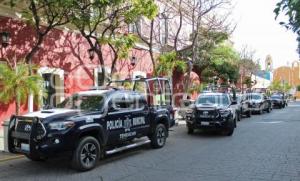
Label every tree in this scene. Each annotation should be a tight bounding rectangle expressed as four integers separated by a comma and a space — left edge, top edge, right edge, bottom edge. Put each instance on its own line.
183, 0, 233, 94
108, 34, 137, 77
155, 51, 186, 77
181, 28, 230, 80
275, 0, 300, 55
269, 80, 292, 93
201, 43, 240, 83
10, 0, 72, 65
238, 46, 260, 90
0, 63, 43, 115
69, 0, 158, 85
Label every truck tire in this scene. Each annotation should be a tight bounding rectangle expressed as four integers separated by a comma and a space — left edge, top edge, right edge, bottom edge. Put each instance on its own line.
266, 106, 271, 113
150, 124, 167, 149
238, 110, 242, 121
25, 154, 47, 162
223, 117, 235, 136
187, 124, 194, 134
71, 136, 100, 171
224, 120, 235, 136
259, 107, 263, 114
247, 110, 251, 118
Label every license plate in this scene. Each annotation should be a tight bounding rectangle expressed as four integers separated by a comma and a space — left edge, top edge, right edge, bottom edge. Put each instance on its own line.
201, 122, 210, 126
21, 143, 30, 152
200, 115, 212, 118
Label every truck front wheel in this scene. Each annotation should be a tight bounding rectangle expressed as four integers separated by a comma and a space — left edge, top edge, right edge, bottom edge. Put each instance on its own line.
150, 124, 167, 149
187, 124, 194, 134
71, 136, 100, 171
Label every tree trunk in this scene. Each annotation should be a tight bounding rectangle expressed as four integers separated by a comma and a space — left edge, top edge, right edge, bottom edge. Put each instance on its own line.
149, 20, 156, 75
108, 43, 118, 79
95, 45, 106, 86
15, 90, 20, 115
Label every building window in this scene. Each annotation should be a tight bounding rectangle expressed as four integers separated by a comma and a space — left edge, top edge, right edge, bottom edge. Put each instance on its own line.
94, 67, 111, 87
160, 14, 168, 45
128, 18, 142, 34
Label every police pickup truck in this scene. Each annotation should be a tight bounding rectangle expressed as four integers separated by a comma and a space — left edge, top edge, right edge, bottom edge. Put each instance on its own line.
185, 92, 238, 136
7, 78, 175, 171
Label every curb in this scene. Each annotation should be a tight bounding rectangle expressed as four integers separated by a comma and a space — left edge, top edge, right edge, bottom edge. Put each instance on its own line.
0, 155, 24, 163
0, 151, 24, 163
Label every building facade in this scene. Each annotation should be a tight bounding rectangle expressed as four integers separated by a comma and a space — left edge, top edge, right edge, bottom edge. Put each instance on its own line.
273, 61, 300, 96
0, 1, 200, 125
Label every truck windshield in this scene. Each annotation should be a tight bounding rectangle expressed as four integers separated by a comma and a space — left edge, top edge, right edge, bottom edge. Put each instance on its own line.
271, 95, 282, 99
197, 95, 229, 105
250, 95, 262, 100
57, 94, 105, 112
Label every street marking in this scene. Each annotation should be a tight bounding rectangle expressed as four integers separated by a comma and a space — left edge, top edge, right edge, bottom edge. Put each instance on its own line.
257, 121, 283, 124
0, 155, 24, 163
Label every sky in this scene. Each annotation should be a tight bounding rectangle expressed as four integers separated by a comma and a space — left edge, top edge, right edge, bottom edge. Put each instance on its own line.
231, 0, 299, 69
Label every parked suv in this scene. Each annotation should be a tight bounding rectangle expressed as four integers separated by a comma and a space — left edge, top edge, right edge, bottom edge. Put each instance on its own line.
8, 78, 174, 171
247, 93, 272, 114
185, 92, 238, 136
270, 94, 286, 108
231, 94, 252, 121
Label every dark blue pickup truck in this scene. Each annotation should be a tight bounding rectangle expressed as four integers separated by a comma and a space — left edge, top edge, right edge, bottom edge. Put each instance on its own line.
8, 78, 175, 171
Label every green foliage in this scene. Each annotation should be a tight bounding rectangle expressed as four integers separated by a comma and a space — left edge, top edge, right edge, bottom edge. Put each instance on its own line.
243, 77, 252, 88
269, 80, 292, 92
70, 0, 157, 34
155, 51, 187, 77
124, 0, 158, 23
202, 43, 240, 83
193, 29, 229, 69
108, 34, 138, 59
275, 0, 300, 55
0, 63, 43, 115
297, 85, 300, 91
69, 0, 158, 80
275, 0, 300, 32
11, 0, 71, 27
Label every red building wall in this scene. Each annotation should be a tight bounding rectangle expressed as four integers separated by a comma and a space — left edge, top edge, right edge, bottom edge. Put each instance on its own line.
0, 16, 153, 126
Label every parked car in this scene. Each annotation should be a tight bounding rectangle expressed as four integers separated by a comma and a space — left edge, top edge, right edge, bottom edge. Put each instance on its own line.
270, 94, 286, 108
185, 92, 238, 136
7, 78, 175, 171
232, 94, 252, 120
247, 93, 272, 114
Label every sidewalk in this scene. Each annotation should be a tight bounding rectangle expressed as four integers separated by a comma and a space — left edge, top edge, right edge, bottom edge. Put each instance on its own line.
0, 128, 24, 162
0, 128, 3, 151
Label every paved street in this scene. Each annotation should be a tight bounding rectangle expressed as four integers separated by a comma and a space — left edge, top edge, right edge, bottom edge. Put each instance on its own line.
0, 102, 300, 181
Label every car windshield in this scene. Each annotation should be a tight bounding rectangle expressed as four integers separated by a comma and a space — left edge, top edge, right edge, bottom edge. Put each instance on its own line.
57, 94, 106, 112
271, 95, 282, 99
197, 95, 230, 105
250, 94, 262, 100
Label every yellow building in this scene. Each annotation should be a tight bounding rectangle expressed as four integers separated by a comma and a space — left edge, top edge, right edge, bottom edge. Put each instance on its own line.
273, 61, 300, 98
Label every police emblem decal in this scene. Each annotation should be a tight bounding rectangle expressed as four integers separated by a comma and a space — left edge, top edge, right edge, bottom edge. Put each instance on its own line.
24, 124, 32, 132
124, 118, 132, 132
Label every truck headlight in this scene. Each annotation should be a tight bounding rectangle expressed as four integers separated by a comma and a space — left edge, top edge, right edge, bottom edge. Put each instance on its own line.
49, 121, 75, 131
219, 109, 231, 117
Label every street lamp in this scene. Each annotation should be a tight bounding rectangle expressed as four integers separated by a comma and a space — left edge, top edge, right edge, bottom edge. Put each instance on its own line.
0, 31, 10, 48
